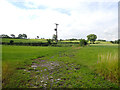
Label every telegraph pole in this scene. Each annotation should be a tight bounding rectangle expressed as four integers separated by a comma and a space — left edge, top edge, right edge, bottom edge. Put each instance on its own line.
54, 23, 59, 43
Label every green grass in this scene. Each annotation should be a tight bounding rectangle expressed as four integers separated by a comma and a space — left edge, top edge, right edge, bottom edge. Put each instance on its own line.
60, 40, 80, 42
2, 45, 70, 61
2, 44, 119, 88
96, 52, 118, 83
95, 41, 112, 44
1, 38, 47, 43
2, 45, 70, 87
74, 45, 118, 66
49, 45, 118, 83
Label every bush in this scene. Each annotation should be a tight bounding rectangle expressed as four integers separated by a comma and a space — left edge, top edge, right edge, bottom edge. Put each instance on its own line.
47, 39, 52, 45
10, 40, 14, 45
79, 39, 87, 46
60, 39, 63, 41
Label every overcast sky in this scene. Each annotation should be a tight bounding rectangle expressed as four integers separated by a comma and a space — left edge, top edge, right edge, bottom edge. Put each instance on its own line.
0, 0, 118, 40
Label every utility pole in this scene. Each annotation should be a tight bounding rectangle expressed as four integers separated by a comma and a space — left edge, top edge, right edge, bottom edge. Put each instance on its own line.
54, 23, 59, 43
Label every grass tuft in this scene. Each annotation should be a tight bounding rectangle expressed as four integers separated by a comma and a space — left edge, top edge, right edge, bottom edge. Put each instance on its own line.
96, 52, 118, 83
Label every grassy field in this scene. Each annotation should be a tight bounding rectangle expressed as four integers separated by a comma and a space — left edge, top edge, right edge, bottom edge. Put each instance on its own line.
61, 40, 80, 42
2, 45, 70, 86
1, 38, 112, 44
2, 44, 119, 88
1, 38, 47, 43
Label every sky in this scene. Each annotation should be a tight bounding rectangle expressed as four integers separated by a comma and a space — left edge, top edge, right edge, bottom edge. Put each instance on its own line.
0, 0, 119, 40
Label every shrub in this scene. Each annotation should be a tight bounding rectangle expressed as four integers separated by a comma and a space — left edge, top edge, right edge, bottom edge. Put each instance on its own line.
110, 41, 114, 44
47, 39, 52, 45
60, 39, 63, 41
10, 40, 14, 45
79, 39, 87, 46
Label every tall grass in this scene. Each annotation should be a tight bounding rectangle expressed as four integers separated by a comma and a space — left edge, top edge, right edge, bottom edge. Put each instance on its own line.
2, 62, 15, 86
96, 52, 118, 83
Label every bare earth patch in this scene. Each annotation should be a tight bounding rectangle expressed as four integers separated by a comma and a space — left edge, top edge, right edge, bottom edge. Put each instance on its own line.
23, 58, 66, 88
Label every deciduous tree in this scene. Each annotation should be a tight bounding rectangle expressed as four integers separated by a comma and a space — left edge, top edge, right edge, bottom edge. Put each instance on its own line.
87, 34, 97, 44
10, 34, 15, 38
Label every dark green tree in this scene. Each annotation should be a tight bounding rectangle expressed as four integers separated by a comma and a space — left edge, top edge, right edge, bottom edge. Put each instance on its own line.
18, 34, 27, 39
10, 34, 15, 38
18, 34, 23, 39
60, 39, 63, 41
22, 34, 27, 39
0, 34, 10, 38
87, 34, 97, 44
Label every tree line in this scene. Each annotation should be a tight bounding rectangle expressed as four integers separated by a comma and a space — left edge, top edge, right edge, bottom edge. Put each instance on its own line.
110, 39, 120, 44
1, 33, 119, 46
0, 34, 27, 39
